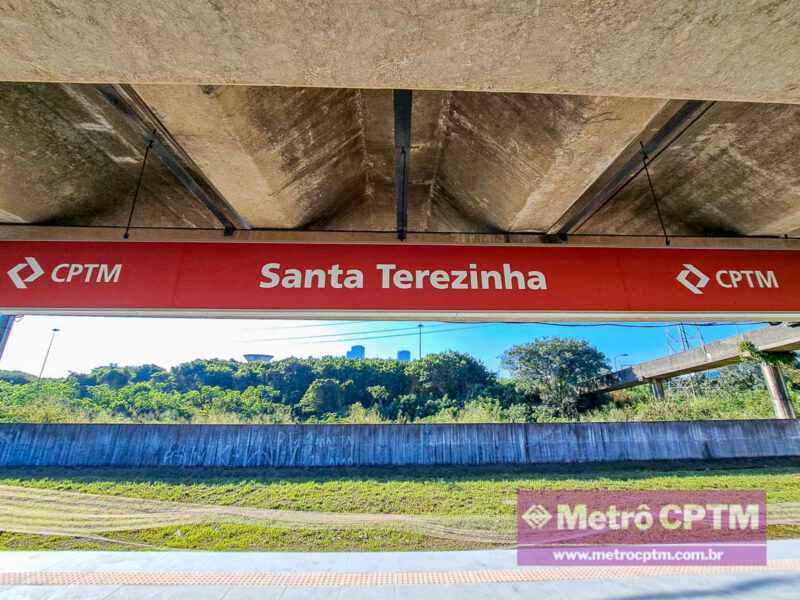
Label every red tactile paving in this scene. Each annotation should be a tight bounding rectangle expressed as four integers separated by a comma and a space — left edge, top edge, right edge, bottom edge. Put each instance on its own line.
1, 560, 799, 587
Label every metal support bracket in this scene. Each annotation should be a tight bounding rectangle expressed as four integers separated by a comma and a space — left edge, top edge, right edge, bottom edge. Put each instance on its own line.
394, 90, 412, 241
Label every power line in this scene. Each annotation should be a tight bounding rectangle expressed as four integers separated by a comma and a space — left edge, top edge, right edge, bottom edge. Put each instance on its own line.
238, 320, 767, 345
292, 324, 496, 345
239, 322, 456, 343
241, 320, 361, 333
523, 321, 768, 329
273, 320, 758, 347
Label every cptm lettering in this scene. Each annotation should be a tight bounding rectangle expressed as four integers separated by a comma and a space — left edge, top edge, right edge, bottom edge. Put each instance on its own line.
716, 270, 778, 289
51, 263, 122, 283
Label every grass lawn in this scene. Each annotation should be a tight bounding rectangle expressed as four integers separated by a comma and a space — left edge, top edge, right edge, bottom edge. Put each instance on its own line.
1, 458, 798, 551
0, 526, 478, 552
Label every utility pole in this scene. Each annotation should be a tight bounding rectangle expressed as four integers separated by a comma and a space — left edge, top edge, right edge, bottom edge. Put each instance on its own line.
418, 323, 423, 359
666, 323, 703, 398
37, 327, 60, 381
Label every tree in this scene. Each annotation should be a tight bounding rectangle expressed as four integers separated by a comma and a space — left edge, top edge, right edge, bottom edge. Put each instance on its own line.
298, 378, 346, 416
95, 366, 132, 389
260, 358, 316, 405
405, 351, 494, 401
0, 370, 36, 385
501, 337, 609, 417
130, 364, 166, 383
170, 359, 239, 392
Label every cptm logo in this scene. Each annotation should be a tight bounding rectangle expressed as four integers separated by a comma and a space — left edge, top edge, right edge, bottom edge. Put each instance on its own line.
676, 263, 779, 295
7, 257, 122, 289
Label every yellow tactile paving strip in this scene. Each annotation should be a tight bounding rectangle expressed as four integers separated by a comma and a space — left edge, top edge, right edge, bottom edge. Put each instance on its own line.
2, 561, 799, 587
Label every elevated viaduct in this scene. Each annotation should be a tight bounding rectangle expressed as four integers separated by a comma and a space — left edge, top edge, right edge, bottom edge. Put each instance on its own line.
579, 325, 800, 419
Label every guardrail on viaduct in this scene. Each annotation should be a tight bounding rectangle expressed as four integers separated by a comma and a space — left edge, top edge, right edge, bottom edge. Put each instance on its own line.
1, 421, 798, 467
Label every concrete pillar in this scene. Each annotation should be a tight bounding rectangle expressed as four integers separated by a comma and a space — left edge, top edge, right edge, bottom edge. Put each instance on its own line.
650, 379, 666, 401
0, 315, 14, 361
760, 363, 796, 419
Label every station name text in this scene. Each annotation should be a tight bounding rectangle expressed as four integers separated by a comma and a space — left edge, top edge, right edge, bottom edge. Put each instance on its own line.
259, 263, 547, 291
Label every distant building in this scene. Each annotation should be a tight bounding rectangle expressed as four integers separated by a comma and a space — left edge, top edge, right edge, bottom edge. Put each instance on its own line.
346, 345, 365, 359
397, 350, 411, 362
244, 354, 273, 362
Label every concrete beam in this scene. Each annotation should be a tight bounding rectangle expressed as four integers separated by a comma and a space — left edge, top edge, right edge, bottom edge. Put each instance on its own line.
135, 85, 489, 233
4, 226, 800, 250
2, 2, 799, 103
3, 82, 796, 239
319, 90, 490, 233
0, 83, 222, 229
106, 85, 249, 232
133, 85, 370, 229
430, 93, 667, 232
580, 325, 800, 395
577, 102, 800, 237
550, 101, 712, 234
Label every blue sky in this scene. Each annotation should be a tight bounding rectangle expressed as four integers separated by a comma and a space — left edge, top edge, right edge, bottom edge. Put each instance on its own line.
0, 316, 763, 379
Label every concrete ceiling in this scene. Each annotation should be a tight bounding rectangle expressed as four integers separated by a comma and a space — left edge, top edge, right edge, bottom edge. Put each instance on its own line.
1, 82, 799, 241
1, 2, 799, 104
0, 2, 799, 244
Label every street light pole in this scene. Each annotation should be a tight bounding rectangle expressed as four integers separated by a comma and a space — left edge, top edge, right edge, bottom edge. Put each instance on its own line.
613, 353, 629, 371
37, 327, 60, 381
418, 323, 423, 359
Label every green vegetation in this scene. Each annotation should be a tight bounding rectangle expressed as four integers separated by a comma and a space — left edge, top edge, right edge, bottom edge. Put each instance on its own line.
0, 526, 475, 552
502, 337, 609, 418
0, 351, 540, 424
587, 363, 800, 422
5, 460, 800, 511
0, 459, 798, 551
2, 337, 797, 553
0, 337, 797, 424
589, 388, 781, 422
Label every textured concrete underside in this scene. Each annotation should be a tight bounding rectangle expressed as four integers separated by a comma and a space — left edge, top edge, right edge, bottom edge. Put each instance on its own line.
136, 85, 668, 231
578, 102, 800, 237
1, 1, 799, 104
2, 82, 800, 238
0, 84, 220, 228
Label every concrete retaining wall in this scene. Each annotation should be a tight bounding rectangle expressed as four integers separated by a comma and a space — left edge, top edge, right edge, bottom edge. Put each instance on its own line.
0, 420, 798, 468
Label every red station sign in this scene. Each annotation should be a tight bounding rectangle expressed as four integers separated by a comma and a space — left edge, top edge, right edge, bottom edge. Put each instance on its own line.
0, 241, 798, 319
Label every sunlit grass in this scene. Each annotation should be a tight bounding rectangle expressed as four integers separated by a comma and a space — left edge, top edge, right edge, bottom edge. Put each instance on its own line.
1, 459, 797, 551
